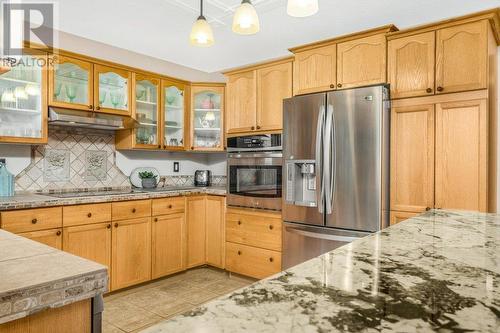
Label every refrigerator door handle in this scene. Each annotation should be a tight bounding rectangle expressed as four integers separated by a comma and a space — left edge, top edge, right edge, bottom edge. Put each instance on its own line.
316, 105, 325, 213
329, 104, 336, 214
324, 105, 334, 214
286, 227, 362, 242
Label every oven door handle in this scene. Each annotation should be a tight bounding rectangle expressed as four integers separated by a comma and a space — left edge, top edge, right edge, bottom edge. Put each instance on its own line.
228, 153, 283, 159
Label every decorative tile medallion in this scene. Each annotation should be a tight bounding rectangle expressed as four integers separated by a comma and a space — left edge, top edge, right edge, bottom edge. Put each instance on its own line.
84, 150, 107, 181
43, 149, 70, 182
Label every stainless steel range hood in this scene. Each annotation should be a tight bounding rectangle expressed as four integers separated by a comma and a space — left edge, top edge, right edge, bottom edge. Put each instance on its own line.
48, 107, 137, 130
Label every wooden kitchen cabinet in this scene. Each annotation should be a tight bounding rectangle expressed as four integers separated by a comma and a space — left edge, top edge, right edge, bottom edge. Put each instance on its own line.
388, 32, 436, 99
435, 21, 488, 94
162, 79, 188, 150
63, 222, 112, 275
18, 229, 62, 249
226, 242, 281, 279
93, 64, 132, 116
292, 44, 337, 95
390, 211, 420, 226
336, 33, 387, 89
152, 213, 186, 278
205, 196, 225, 269
111, 217, 151, 290
390, 103, 435, 213
256, 62, 292, 132
0, 207, 62, 233
186, 196, 206, 268
435, 98, 488, 211
225, 70, 256, 134
62, 203, 111, 227
111, 199, 151, 221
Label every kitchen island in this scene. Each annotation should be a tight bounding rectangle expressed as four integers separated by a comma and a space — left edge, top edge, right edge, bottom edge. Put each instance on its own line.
144, 209, 499, 332
0, 229, 107, 332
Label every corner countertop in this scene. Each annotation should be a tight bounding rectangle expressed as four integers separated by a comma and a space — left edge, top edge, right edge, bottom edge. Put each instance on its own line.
0, 186, 226, 211
144, 210, 500, 333
0, 229, 107, 324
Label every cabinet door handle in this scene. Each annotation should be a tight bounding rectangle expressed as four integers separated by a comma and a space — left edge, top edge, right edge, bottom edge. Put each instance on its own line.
163, 145, 166, 149
56, 230, 62, 236
425, 207, 431, 211
237, 220, 242, 225
168, 204, 173, 209
87, 212, 92, 218
132, 208, 136, 213
154, 218, 158, 222
337, 83, 342, 88
269, 257, 274, 262
251, 126, 255, 130
96, 106, 101, 110
426, 88, 432, 93
114, 223, 119, 228
107, 224, 111, 229
256, 125, 261, 130
237, 251, 242, 255
158, 145, 161, 149
88, 105, 93, 109
436, 86, 444, 92
329, 84, 335, 89
31, 218, 38, 224
269, 225, 274, 230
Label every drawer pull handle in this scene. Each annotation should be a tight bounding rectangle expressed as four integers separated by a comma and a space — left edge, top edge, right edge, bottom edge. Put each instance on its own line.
154, 218, 158, 222
87, 213, 92, 218
56, 230, 61, 236
107, 224, 111, 229
114, 223, 119, 228
88, 105, 93, 109
269, 225, 274, 230
168, 204, 173, 209
237, 251, 242, 255
425, 207, 431, 211
237, 220, 242, 225
269, 257, 274, 262
31, 218, 38, 224
426, 88, 432, 93
132, 208, 136, 213
437, 86, 444, 92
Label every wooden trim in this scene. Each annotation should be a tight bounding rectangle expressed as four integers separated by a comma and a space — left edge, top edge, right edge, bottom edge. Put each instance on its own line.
222, 56, 294, 76
488, 26, 498, 212
289, 25, 398, 53
391, 90, 489, 107
191, 82, 226, 87
225, 129, 282, 138
387, 8, 500, 44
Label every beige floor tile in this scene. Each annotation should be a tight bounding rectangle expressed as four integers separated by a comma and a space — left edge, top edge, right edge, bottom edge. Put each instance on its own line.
185, 288, 219, 305
118, 287, 178, 308
205, 278, 249, 295
143, 299, 194, 319
103, 298, 163, 333
102, 321, 125, 333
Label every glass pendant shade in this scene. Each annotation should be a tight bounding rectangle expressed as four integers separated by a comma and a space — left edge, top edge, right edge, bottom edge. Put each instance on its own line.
190, 16, 214, 47
232, 0, 260, 35
287, 0, 319, 17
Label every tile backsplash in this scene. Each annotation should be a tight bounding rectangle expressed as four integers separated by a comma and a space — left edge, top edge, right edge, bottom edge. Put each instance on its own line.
15, 126, 129, 191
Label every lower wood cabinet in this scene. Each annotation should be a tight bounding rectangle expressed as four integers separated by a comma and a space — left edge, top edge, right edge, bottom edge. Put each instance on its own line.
111, 217, 151, 290
205, 196, 225, 269
226, 242, 281, 279
18, 228, 63, 250
186, 196, 207, 268
390, 211, 420, 226
152, 213, 186, 279
63, 222, 112, 277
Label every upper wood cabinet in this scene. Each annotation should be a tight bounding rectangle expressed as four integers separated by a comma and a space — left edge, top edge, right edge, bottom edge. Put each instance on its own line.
190, 84, 225, 151
162, 79, 188, 150
388, 32, 436, 99
436, 21, 488, 94
337, 33, 387, 89
132, 74, 161, 149
225, 58, 292, 135
256, 62, 293, 132
0, 51, 48, 144
435, 98, 488, 212
390, 103, 435, 213
94, 64, 132, 116
226, 70, 256, 134
292, 44, 336, 95
49, 55, 93, 111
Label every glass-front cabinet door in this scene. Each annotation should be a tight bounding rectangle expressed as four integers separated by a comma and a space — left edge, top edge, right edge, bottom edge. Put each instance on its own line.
0, 52, 47, 144
191, 85, 224, 151
94, 64, 131, 115
162, 80, 186, 150
133, 74, 160, 149
49, 55, 93, 111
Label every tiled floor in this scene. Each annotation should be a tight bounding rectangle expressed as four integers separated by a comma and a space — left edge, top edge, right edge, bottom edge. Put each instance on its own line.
102, 267, 255, 333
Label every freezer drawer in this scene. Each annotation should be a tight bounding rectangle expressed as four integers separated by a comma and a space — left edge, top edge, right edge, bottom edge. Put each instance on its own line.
282, 222, 370, 270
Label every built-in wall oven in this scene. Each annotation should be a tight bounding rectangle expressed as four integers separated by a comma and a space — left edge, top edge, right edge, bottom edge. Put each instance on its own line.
227, 134, 282, 211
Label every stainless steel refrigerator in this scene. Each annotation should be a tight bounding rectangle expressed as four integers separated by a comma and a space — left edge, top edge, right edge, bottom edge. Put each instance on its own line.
282, 85, 390, 269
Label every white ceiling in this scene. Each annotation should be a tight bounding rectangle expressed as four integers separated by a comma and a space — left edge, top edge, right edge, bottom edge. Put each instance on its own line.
53, 0, 500, 73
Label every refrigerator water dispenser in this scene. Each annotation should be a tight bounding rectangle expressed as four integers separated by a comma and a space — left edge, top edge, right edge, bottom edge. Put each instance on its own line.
285, 160, 317, 207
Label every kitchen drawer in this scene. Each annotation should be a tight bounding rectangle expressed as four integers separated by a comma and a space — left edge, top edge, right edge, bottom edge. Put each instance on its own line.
63, 203, 112, 227
226, 212, 282, 251
112, 200, 151, 221
152, 196, 185, 216
226, 242, 281, 279
1, 207, 62, 233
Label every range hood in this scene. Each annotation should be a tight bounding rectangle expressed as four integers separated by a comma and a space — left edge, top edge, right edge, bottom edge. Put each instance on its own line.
48, 107, 137, 130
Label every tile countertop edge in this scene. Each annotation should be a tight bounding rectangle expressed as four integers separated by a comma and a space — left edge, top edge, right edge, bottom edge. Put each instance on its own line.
0, 187, 227, 211
142, 209, 500, 333
0, 229, 108, 325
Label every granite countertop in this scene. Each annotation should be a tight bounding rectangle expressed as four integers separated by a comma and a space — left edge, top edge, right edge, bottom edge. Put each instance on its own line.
0, 186, 226, 211
144, 210, 500, 333
0, 229, 107, 324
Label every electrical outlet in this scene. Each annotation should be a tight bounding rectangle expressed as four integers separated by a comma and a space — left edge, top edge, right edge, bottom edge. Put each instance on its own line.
173, 162, 179, 173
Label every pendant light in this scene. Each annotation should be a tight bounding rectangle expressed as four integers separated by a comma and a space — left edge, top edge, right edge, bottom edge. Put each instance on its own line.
287, 0, 319, 17
190, 0, 214, 47
232, 0, 260, 35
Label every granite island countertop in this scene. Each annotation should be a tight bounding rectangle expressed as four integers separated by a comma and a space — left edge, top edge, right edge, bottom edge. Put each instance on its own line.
0, 229, 107, 324
0, 186, 226, 211
144, 209, 500, 333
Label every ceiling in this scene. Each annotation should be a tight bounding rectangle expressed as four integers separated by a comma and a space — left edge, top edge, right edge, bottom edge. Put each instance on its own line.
53, 0, 500, 73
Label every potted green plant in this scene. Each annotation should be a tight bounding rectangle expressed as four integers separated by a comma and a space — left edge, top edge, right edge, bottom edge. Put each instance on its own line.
138, 171, 158, 189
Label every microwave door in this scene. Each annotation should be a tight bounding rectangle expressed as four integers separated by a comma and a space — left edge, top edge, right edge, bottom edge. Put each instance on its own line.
283, 93, 326, 227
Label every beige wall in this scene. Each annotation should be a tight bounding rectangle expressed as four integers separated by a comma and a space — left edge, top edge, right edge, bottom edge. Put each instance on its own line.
56, 30, 226, 83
